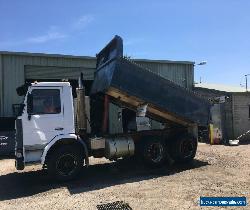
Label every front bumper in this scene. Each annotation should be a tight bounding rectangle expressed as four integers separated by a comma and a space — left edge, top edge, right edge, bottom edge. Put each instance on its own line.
15, 156, 24, 170
15, 119, 24, 170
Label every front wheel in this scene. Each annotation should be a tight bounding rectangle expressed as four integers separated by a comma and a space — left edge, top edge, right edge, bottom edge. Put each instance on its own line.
47, 145, 84, 181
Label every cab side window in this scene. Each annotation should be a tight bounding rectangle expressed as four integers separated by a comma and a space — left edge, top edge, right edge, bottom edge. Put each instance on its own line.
32, 89, 61, 114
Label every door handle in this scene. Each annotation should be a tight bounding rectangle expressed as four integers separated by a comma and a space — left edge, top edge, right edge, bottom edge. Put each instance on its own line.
55, 127, 64, 131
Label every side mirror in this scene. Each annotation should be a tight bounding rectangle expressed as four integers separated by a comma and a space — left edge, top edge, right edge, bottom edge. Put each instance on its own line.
27, 93, 33, 120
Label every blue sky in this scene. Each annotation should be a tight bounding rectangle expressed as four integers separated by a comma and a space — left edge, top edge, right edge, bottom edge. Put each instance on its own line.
0, 0, 250, 86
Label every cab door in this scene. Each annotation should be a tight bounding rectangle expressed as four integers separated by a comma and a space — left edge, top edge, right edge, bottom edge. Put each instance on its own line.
22, 87, 64, 148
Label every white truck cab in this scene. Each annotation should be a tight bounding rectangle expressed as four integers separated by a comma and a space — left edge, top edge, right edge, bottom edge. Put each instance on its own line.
16, 82, 80, 167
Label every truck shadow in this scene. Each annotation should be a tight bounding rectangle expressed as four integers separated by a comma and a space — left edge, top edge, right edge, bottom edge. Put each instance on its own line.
0, 159, 209, 201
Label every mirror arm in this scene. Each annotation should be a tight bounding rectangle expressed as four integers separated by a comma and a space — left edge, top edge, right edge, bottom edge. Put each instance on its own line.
27, 92, 33, 120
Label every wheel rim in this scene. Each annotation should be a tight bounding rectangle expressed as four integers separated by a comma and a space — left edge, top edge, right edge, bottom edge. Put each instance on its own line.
56, 154, 78, 176
180, 139, 194, 158
147, 143, 164, 163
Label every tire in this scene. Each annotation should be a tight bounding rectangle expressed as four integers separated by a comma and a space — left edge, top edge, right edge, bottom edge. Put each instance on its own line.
47, 145, 84, 181
142, 138, 168, 167
170, 134, 197, 163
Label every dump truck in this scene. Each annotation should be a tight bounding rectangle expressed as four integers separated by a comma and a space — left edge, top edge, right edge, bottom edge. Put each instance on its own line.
15, 36, 210, 180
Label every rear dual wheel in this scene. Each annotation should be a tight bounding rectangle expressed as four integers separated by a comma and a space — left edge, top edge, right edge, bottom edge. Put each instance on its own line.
141, 134, 197, 167
170, 134, 197, 163
142, 138, 168, 167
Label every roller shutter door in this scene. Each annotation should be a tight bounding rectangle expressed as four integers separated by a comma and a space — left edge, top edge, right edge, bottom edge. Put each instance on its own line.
25, 65, 95, 80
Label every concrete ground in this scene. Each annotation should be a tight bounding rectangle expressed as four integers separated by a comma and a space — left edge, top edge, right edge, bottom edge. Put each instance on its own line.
0, 143, 249, 210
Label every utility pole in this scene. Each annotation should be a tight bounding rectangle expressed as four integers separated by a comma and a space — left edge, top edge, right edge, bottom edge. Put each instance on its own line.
246, 75, 248, 92
245, 74, 250, 92
194, 61, 207, 85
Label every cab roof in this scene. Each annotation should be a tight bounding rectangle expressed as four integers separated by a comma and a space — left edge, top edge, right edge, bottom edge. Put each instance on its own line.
31, 82, 71, 87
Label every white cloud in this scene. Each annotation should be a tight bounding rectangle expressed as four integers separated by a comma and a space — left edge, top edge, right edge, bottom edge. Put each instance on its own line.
0, 15, 94, 48
27, 31, 67, 44
125, 51, 149, 58
0, 40, 16, 48
0, 28, 67, 47
25, 15, 94, 44
72, 15, 94, 30
124, 38, 144, 46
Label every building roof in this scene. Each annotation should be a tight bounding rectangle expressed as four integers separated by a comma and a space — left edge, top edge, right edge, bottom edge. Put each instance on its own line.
0, 50, 95, 60
0, 51, 194, 65
133, 58, 194, 65
195, 83, 246, 93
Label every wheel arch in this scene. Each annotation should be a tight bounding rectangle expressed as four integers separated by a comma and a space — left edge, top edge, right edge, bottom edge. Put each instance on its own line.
41, 134, 89, 166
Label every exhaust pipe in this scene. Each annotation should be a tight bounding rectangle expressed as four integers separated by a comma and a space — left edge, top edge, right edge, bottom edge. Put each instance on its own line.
76, 73, 87, 135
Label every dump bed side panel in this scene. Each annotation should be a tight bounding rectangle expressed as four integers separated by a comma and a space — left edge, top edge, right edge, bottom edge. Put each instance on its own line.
91, 36, 211, 126
113, 59, 210, 125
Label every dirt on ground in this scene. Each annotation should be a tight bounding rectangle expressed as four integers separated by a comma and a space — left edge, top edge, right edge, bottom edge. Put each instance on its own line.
0, 143, 249, 210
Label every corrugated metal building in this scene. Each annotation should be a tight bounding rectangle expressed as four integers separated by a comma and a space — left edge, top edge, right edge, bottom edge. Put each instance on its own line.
0, 51, 194, 118
194, 84, 250, 143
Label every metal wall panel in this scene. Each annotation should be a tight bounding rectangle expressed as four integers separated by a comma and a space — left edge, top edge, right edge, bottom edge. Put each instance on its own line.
232, 94, 250, 140
25, 65, 95, 80
2, 55, 25, 117
1, 53, 96, 117
223, 98, 233, 140
0, 55, 3, 116
135, 61, 194, 89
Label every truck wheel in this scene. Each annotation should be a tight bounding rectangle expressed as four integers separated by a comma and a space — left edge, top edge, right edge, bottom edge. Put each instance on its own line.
170, 134, 197, 163
142, 138, 167, 167
47, 145, 84, 181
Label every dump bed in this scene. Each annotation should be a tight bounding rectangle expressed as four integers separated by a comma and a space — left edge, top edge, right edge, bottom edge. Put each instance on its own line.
91, 36, 210, 126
